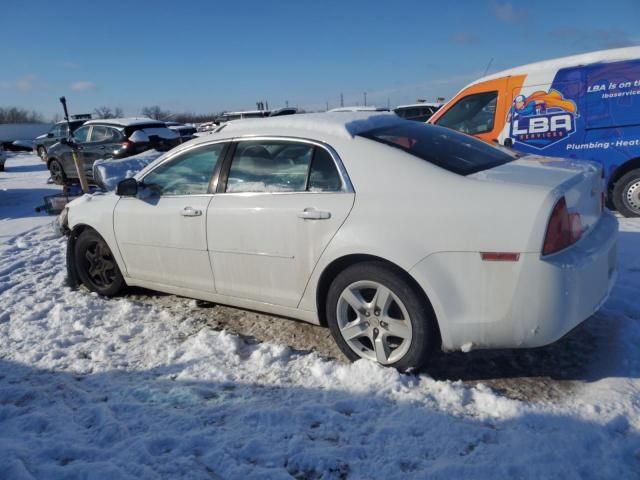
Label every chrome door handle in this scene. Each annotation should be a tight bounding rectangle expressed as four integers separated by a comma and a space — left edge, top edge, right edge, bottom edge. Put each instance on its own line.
181, 206, 202, 217
297, 208, 331, 220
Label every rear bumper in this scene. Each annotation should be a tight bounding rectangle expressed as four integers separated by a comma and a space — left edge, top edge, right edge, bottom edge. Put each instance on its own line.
410, 211, 618, 351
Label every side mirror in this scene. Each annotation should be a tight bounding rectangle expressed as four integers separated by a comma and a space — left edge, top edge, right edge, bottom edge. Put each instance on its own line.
60, 138, 69, 145
47, 132, 54, 138
116, 177, 138, 196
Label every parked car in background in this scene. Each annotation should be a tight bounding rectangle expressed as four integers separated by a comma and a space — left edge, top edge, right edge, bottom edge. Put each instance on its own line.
394, 102, 442, 122
166, 122, 198, 142
429, 46, 640, 217
215, 110, 270, 125
0, 145, 6, 171
34, 117, 89, 160
46, 118, 179, 185
329, 106, 390, 112
59, 112, 617, 371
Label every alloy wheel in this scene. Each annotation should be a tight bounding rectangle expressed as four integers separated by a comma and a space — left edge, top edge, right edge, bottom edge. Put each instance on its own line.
336, 280, 413, 365
624, 179, 640, 215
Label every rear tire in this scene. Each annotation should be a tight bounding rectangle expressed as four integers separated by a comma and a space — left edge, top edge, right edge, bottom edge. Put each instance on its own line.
74, 229, 125, 296
612, 169, 640, 217
48, 159, 66, 185
326, 261, 438, 371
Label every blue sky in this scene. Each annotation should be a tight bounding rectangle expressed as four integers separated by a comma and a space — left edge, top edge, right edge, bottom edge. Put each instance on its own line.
1, 0, 639, 119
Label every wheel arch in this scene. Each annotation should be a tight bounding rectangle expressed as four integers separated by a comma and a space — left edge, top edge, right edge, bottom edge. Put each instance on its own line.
315, 253, 442, 347
607, 156, 640, 194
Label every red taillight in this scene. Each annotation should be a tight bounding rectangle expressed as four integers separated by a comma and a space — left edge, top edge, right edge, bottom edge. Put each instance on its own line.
542, 197, 583, 256
121, 140, 132, 149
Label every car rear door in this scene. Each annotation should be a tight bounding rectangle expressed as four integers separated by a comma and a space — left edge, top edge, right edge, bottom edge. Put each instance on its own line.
114, 142, 228, 292
207, 139, 355, 308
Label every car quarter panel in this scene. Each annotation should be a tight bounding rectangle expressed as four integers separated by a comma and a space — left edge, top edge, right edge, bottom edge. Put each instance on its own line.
408, 211, 618, 350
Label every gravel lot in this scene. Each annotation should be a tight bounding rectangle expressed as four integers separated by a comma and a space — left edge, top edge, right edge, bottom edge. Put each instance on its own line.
127, 287, 605, 402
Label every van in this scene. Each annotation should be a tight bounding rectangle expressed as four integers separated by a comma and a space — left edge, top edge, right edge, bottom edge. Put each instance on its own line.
429, 46, 640, 217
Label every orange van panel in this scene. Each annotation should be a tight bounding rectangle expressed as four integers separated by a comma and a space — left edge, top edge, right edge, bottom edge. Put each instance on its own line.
430, 75, 527, 143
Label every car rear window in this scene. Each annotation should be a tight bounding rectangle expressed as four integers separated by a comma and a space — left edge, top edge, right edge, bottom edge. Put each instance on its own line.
358, 122, 518, 175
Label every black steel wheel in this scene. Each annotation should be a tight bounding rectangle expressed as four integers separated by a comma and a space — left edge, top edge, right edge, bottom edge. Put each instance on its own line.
74, 229, 125, 296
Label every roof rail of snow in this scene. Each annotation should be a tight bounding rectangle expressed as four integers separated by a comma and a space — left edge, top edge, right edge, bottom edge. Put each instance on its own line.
84, 117, 165, 127
216, 112, 405, 139
473, 46, 640, 85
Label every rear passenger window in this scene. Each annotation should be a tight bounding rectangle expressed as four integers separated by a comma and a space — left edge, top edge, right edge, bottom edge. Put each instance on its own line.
226, 141, 313, 193
308, 148, 342, 192
225, 141, 344, 193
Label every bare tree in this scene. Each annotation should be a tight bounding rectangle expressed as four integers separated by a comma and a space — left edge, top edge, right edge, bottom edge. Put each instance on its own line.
141, 105, 172, 121
0, 107, 44, 124
93, 106, 124, 119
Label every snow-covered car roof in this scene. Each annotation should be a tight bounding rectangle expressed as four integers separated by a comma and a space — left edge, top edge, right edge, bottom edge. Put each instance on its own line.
84, 117, 166, 128
193, 112, 406, 142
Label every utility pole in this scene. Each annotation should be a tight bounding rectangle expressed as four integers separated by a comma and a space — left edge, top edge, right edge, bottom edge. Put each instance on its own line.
326, 100, 329, 111
285, 100, 289, 108
364, 92, 367, 106
340, 93, 344, 107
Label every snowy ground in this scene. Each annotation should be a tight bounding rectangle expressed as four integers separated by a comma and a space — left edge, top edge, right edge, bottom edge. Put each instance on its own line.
1, 153, 639, 479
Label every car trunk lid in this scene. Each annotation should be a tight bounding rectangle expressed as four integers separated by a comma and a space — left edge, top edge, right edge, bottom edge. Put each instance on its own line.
470, 155, 604, 232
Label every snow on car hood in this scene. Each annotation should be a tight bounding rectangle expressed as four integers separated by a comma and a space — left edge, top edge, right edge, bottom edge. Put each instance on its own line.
92, 149, 165, 191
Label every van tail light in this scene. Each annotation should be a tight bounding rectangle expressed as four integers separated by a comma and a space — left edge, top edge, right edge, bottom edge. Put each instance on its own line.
121, 140, 133, 149
542, 197, 583, 255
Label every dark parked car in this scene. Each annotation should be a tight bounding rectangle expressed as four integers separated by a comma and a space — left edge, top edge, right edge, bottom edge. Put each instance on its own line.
34, 119, 87, 160
45, 118, 180, 185
394, 103, 442, 122
166, 123, 198, 142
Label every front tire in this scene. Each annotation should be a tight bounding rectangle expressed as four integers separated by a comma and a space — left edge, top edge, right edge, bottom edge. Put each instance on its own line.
326, 262, 438, 371
612, 169, 640, 218
74, 229, 125, 296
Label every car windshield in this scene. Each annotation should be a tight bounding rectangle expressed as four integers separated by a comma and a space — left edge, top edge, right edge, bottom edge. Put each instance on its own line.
358, 122, 518, 175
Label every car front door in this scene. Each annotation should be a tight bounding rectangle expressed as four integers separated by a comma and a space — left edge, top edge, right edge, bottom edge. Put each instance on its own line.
207, 139, 355, 308
113, 142, 228, 292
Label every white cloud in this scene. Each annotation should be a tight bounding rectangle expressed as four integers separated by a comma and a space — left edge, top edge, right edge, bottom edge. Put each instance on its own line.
0, 75, 37, 92
491, 2, 528, 23
59, 61, 79, 69
71, 81, 97, 91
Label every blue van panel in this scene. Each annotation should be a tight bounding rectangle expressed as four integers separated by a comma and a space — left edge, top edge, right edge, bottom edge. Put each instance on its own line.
508, 59, 640, 184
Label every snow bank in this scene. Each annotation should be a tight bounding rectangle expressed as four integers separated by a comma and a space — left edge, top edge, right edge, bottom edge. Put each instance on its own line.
0, 220, 639, 478
92, 150, 164, 191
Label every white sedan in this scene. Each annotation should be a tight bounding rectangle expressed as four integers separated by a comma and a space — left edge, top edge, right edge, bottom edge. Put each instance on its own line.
60, 112, 618, 370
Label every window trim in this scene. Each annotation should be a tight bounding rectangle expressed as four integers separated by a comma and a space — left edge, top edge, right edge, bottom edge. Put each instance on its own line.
434, 90, 499, 135
216, 136, 354, 195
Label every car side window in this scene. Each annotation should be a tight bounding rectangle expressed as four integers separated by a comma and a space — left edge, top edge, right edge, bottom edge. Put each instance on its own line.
308, 147, 343, 192
142, 143, 225, 196
89, 126, 109, 142
435, 91, 498, 134
73, 126, 90, 143
226, 141, 314, 193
